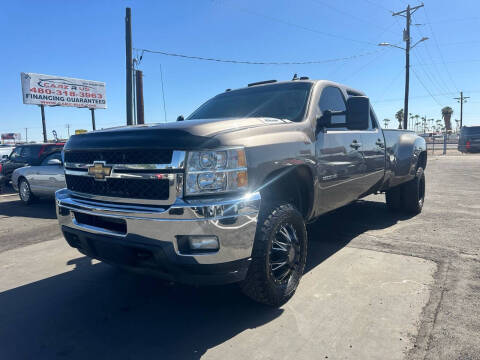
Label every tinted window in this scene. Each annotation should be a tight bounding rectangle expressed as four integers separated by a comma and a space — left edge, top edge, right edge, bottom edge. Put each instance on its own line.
22, 146, 36, 159
319, 86, 346, 124
10, 147, 22, 159
462, 126, 480, 135
41, 152, 62, 166
188, 82, 312, 123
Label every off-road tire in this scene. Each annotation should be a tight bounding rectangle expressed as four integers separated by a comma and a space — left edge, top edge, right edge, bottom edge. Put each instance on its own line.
240, 203, 307, 307
18, 178, 35, 205
401, 167, 425, 214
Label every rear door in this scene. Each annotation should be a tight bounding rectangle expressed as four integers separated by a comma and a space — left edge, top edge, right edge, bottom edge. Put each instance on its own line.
357, 106, 386, 194
315, 86, 366, 213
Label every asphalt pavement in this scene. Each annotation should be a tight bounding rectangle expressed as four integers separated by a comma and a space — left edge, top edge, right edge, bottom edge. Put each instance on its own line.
0, 154, 479, 359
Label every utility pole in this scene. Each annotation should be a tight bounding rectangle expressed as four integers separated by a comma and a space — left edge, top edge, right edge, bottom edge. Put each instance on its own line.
379, 4, 425, 130
24, 128, 28, 142
136, 70, 145, 124
125, 7, 134, 126
40, 105, 47, 142
454, 91, 469, 128
66, 124, 70, 138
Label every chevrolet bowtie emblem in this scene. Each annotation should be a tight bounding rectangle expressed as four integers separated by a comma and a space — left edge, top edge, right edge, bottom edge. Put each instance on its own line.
87, 162, 112, 180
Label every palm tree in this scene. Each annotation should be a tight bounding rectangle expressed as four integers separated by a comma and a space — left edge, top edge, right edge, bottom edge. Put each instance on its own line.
441, 106, 453, 133
395, 109, 404, 129
414, 115, 420, 132
436, 119, 443, 134
409, 113, 414, 130
421, 116, 427, 133
383, 118, 391, 128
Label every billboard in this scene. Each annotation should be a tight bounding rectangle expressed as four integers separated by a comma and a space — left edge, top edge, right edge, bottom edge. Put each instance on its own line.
21, 72, 107, 109
1, 133, 21, 141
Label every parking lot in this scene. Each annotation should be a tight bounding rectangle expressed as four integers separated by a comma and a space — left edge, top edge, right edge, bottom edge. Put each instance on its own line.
0, 154, 479, 360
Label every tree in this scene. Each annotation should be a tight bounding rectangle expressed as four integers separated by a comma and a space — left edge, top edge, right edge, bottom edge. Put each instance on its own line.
421, 116, 427, 133
395, 109, 404, 129
441, 106, 453, 132
383, 118, 391, 128
414, 114, 420, 132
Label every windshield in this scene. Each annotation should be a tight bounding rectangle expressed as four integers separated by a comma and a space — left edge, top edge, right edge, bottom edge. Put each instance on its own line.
187, 82, 312, 122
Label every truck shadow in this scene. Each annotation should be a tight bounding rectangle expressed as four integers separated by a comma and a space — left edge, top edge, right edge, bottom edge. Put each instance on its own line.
0, 198, 57, 220
305, 199, 414, 273
0, 199, 412, 359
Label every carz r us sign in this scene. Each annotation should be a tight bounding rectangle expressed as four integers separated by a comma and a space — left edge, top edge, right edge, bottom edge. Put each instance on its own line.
21, 72, 107, 109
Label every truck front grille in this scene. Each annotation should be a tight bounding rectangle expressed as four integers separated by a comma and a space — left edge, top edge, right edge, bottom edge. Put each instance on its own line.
65, 174, 170, 200
64, 149, 173, 165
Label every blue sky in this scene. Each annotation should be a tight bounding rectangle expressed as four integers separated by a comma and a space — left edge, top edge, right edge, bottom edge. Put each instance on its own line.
1, 0, 479, 141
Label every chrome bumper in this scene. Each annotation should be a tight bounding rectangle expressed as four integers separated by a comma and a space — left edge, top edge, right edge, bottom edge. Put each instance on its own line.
56, 189, 260, 283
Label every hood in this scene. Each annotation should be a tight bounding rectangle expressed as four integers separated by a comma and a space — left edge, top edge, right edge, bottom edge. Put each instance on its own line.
64, 117, 289, 151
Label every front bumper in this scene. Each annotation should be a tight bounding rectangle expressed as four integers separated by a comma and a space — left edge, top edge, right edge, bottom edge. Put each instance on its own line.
56, 189, 261, 285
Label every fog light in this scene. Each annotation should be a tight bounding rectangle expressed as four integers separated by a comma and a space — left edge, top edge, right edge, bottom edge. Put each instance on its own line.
188, 236, 219, 251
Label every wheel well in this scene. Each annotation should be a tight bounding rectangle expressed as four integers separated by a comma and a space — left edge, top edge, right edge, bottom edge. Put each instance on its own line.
417, 151, 427, 170
260, 165, 314, 220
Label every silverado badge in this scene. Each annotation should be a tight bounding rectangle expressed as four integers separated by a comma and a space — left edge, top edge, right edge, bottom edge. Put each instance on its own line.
87, 162, 112, 180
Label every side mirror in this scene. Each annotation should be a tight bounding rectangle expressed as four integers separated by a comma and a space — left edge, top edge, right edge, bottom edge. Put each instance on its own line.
47, 159, 62, 166
1, 155, 8, 160
346, 96, 370, 130
176, 115, 184, 122
316, 110, 346, 133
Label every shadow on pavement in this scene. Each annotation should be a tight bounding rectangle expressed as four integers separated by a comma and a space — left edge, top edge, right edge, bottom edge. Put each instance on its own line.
0, 199, 413, 359
305, 199, 414, 273
0, 198, 57, 220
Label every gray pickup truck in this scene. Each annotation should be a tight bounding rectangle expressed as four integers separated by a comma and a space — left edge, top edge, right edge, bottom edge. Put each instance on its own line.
56, 79, 427, 306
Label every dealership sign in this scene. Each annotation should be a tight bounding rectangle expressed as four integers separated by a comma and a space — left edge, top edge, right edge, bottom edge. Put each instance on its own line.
21, 73, 107, 109
1, 133, 21, 141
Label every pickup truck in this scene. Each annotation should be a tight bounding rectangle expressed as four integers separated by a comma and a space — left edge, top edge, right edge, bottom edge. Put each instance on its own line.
56, 79, 427, 306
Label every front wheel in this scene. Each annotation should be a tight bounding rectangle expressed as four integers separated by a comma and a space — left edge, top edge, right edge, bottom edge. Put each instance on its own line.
240, 203, 307, 306
19, 178, 35, 205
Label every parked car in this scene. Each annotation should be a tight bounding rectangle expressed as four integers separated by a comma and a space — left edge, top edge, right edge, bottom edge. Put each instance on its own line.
458, 125, 480, 152
56, 78, 427, 306
11, 151, 66, 204
0, 143, 64, 189
0, 145, 15, 160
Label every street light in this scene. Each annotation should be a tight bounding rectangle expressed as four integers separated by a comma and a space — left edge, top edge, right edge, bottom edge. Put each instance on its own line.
411, 37, 429, 49
378, 36, 429, 130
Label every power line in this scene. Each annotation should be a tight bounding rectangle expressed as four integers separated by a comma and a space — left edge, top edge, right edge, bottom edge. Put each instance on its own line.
137, 48, 385, 65
159, 64, 167, 123
307, 0, 397, 35
411, 67, 443, 106
422, 6, 459, 92
217, 3, 377, 45
411, 13, 456, 95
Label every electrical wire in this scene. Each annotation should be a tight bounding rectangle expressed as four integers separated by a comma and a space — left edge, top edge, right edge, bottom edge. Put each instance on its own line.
217, 4, 377, 46
422, 7, 460, 92
136, 48, 385, 65
411, 68, 443, 106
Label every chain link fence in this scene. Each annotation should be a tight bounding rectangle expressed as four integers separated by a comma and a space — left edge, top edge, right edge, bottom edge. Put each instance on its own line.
424, 134, 460, 155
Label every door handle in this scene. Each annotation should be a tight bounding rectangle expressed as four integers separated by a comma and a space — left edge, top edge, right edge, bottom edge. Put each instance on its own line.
350, 140, 362, 149
375, 139, 385, 148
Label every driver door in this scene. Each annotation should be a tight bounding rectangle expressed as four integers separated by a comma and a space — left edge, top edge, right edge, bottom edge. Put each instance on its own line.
315, 86, 366, 213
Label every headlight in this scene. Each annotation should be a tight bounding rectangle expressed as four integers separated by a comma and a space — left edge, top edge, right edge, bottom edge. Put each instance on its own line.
185, 148, 248, 195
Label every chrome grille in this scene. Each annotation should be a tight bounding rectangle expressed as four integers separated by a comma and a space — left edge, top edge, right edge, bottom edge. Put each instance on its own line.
65, 174, 170, 200
64, 149, 173, 165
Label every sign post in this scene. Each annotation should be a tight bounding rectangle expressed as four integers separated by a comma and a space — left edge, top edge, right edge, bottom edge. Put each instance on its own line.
40, 105, 47, 142
90, 109, 96, 130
